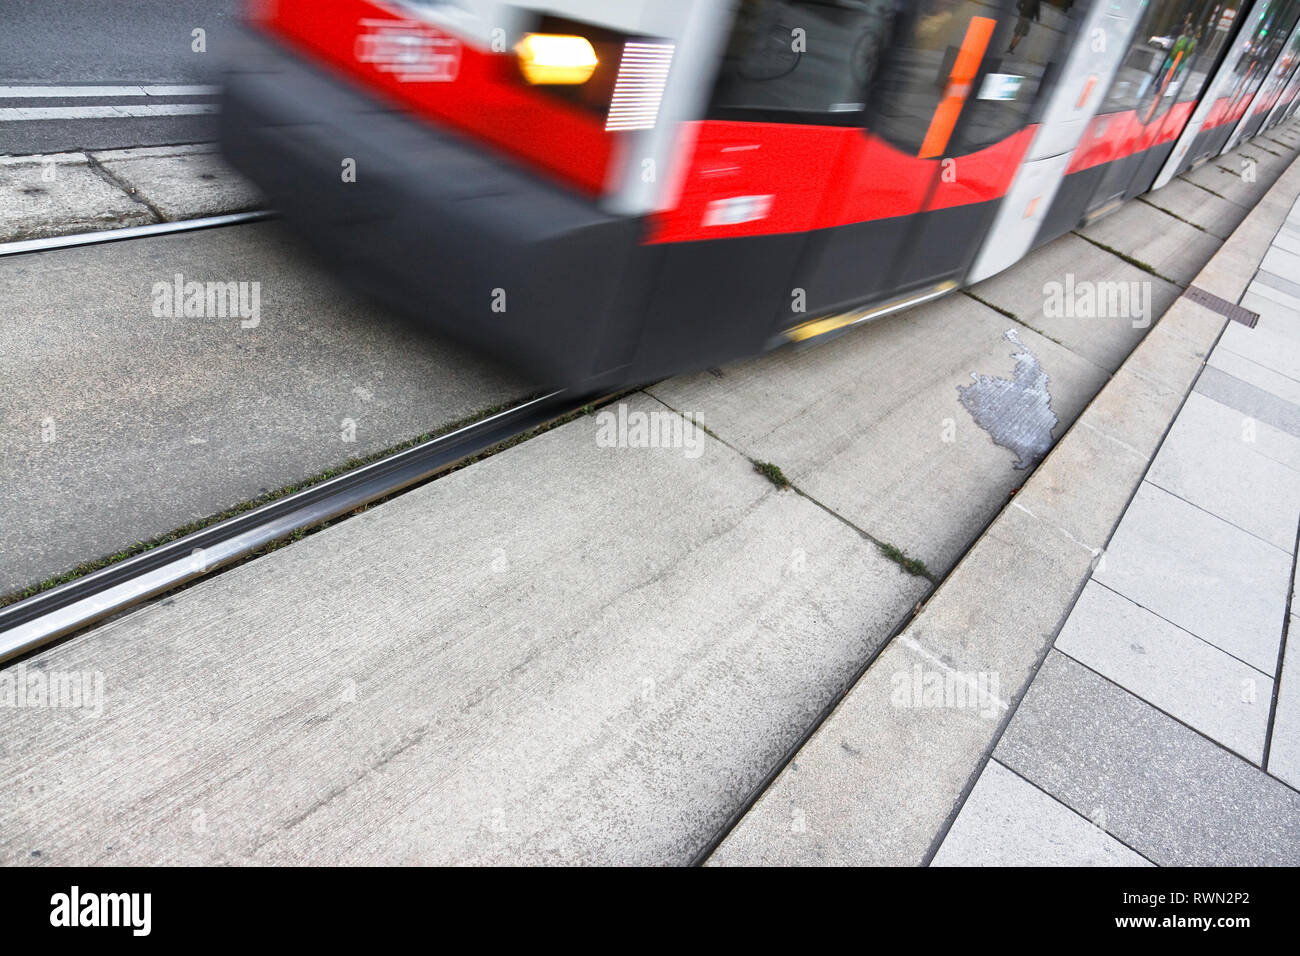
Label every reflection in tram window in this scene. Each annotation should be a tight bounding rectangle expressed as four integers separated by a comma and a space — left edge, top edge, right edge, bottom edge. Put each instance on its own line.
708, 0, 899, 122
707, 0, 1084, 156
1104, 0, 1245, 122
864, 0, 1079, 155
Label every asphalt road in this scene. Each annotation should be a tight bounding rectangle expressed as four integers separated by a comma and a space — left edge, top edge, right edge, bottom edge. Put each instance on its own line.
0, 0, 241, 153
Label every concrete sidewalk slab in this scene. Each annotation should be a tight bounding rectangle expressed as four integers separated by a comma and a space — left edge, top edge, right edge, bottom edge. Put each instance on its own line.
650, 294, 1107, 577
968, 234, 1181, 372
93, 144, 262, 221
931, 759, 1151, 867
995, 651, 1300, 866
1093, 482, 1291, 674
0, 393, 929, 865
1141, 179, 1248, 239
0, 151, 153, 241
1055, 581, 1273, 762
1078, 198, 1223, 287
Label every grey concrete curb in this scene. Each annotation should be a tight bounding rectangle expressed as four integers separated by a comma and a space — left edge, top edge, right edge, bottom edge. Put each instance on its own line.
0, 143, 263, 242
707, 143, 1300, 866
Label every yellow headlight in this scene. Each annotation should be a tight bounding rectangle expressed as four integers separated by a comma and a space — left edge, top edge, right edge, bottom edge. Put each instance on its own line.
515, 33, 598, 85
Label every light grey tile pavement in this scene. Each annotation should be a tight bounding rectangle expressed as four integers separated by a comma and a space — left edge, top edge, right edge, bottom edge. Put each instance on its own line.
1271, 618, 1300, 789
1055, 581, 1273, 762
1145, 391, 1300, 551
1194, 365, 1300, 444
1206, 348, 1300, 409
932, 759, 1152, 867
1093, 482, 1291, 674
995, 652, 1300, 866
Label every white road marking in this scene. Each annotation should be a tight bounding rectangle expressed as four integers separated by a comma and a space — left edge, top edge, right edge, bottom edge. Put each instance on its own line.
0, 104, 219, 121
0, 85, 219, 98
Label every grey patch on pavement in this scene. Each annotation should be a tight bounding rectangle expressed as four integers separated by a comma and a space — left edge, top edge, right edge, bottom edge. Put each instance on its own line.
957, 328, 1059, 469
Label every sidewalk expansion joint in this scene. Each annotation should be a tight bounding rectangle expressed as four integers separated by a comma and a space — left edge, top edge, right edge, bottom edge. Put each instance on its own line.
1177, 174, 1241, 205
83, 151, 164, 222
1135, 194, 1209, 233
961, 289, 1073, 352
1069, 230, 1182, 287
643, 391, 937, 583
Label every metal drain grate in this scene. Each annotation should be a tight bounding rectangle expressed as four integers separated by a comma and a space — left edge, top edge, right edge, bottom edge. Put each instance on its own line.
1183, 284, 1260, 328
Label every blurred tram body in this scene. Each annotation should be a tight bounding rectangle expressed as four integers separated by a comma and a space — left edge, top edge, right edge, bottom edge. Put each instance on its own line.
220, 0, 1300, 387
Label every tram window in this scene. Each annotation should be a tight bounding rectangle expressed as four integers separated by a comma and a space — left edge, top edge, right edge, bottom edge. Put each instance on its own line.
706, 0, 899, 124
1101, 0, 1244, 120
1225, 0, 1300, 98
1175, 1, 1244, 105
959, 0, 1077, 150
863, 0, 1076, 156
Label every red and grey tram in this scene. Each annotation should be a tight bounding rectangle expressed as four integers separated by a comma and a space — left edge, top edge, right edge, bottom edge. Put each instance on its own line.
219, 0, 1300, 387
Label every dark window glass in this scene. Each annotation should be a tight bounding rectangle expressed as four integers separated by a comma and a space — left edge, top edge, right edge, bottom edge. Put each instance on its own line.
707, 0, 902, 124
1222, 0, 1300, 105
707, 0, 1080, 153
1176, 1, 1245, 104
1102, 0, 1248, 121
864, 0, 1078, 154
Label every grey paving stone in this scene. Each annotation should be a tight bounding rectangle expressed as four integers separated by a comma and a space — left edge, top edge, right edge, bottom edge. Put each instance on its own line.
996, 651, 1300, 866
1207, 348, 1300, 409
1194, 366, 1300, 446
1218, 291, 1300, 384
932, 760, 1152, 867
1147, 391, 1300, 551
1056, 581, 1273, 762
1093, 482, 1291, 673
1270, 617, 1300, 790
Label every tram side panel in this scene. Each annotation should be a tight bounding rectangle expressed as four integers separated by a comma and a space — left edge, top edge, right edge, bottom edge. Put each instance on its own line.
968, 0, 1145, 283
1036, 0, 1250, 242
641, 0, 1092, 371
